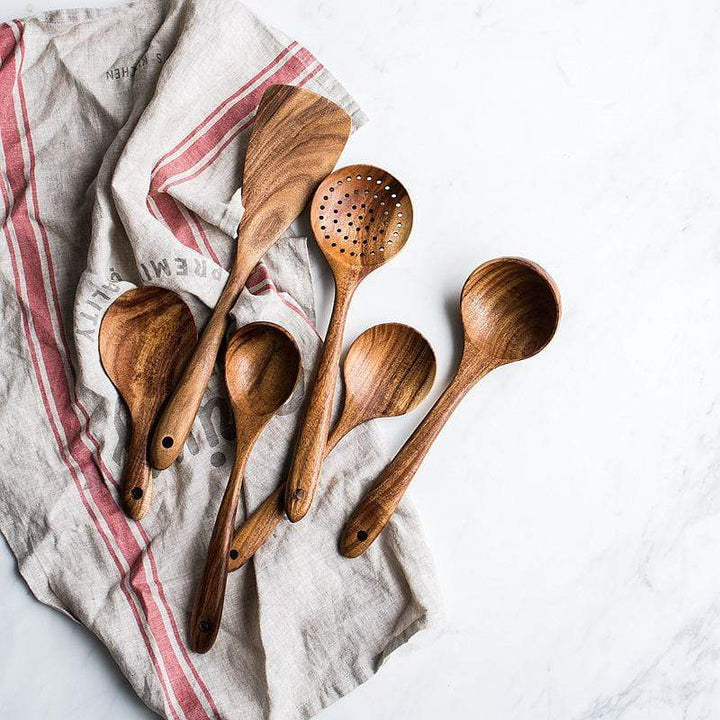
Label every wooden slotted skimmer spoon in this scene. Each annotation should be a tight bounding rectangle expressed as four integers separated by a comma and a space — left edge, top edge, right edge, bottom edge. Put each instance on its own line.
340, 257, 562, 557
227, 322, 435, 571
99, 287, 196, 520
285, 165, 414, 522
189, 322, 300, 653
150, 84, 351, 471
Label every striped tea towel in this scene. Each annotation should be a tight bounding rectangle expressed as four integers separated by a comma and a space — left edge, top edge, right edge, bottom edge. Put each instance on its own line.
0, 1, 442, 718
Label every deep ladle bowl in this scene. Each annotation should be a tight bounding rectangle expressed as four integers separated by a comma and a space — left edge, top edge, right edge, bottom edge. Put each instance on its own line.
461, 257, 561, 362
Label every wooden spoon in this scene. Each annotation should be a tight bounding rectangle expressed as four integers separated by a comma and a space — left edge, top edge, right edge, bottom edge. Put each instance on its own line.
150, 84, 351, 471
99, 287, 196, 520
189, 322, 300, 653
285, 165, 414, 522
340, 257, 561, 557
227, 323, 436, 571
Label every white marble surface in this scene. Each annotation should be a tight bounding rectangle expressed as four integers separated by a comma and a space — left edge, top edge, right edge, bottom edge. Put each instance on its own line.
3, 0, 720, 717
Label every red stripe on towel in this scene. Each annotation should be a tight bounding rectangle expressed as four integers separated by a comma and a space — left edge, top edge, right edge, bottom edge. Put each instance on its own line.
1, 20, 219, 720
148, 44, 311, 261
0, 21, 185, 720
152, 47, 317, 195
147, 44, 324, 324
12, 19, 221, 720
151, 41, 298, 177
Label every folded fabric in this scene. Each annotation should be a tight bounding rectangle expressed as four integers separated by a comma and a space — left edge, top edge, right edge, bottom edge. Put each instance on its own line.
0, 1, 442, 718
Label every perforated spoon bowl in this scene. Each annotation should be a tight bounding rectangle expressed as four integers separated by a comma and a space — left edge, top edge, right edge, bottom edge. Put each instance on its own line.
285, 165, 414, 522
227, 322, 435, 570
340, 257, 561, 557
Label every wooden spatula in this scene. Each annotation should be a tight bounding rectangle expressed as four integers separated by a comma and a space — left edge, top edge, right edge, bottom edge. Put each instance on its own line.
151, 84, 351, 470
99, 287, 196, 520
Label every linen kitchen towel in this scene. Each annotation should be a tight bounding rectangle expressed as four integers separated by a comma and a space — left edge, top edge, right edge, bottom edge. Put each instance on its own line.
0, 1, 442, 718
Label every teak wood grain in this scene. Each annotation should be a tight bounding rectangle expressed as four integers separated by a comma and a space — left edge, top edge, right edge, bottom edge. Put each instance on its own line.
150, 84, 351, 470
227, 323, 436, 570
340, 257, 562, 557
99, 287, 196, 520
189, 322, 300, 654
284, 165, 414, 523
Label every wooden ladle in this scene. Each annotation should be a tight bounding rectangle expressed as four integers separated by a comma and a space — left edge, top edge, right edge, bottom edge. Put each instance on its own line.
227, 323, 436, 571
285, 165, 414, 522
151, 84, 351, 471
189, 322, 300, 653
99, 287, 196, 520
340, 257, 561, 557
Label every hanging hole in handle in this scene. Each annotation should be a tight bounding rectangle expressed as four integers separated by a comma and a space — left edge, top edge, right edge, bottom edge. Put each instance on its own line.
229, 549, 239, 560
162, 436, 174, 449
199, 619, 212, 633
131, 487, 143, 500
357, 530, 368, 542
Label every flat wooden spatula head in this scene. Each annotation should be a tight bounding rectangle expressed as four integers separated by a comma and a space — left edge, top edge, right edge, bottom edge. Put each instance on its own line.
238, 84, 352, 241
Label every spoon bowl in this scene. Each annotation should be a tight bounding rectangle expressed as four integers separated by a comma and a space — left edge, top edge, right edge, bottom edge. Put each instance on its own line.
331, 322, 435, 440
226, 323, 301, 416
461, 257, 561, 364
311, 164, 413, 268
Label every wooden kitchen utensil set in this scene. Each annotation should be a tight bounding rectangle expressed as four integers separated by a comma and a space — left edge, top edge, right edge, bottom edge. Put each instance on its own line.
150, 84, 351, 471
99, 84, 561, 653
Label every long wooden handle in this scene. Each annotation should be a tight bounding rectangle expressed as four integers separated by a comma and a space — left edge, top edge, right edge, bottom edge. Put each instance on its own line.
285, 280, 356, 522
150, 263, 249, 470
121, 420, 153, 520
189, 434, 252, 653
339, 373, 474, 558
228, 412, 350, 571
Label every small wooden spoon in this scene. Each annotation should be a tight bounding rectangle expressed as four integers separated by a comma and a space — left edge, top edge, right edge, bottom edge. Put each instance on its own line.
189, 322, 300, 653
227, 323, 436, 571
151, 84, 351, 470
285, 165, 414, 522
99, 287, 196, 520
340, 257, 561, 557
